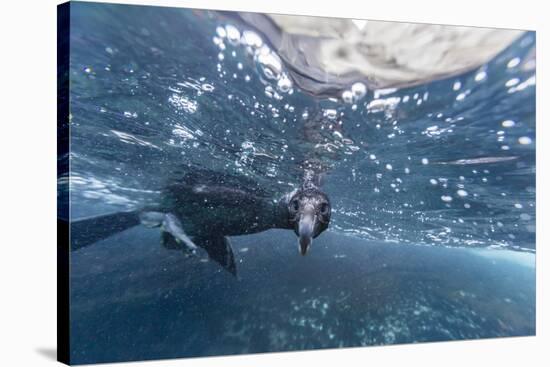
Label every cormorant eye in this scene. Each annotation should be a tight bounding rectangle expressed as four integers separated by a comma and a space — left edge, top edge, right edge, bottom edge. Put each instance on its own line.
320, 203, 329, 215
291, 199, 300, 212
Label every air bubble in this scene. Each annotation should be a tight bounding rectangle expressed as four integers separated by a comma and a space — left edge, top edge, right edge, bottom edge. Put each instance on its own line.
351, 82, 367, 100
507, 57, 521, 68
506, 78, 519, 87
257, 52, 282, 80
216, 26, 226, 38
201, 83, 214, 92
475, 71, 487, 82
225, 24, 241, 45
241, 30, 263, 48
342, 90, 354, 104
323, 109, 338, 120
277, 74, 293, 93
264, 85, 274, 98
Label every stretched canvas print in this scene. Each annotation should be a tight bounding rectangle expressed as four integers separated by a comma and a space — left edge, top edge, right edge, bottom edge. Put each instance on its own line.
57, 1, 536, 365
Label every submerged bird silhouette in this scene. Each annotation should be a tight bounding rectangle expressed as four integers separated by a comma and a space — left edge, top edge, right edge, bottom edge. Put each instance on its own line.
71, 110, 340, 276
71, 169, 331, 276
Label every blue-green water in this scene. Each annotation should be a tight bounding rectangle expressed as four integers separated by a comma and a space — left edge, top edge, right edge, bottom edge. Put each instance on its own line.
64, 2, 536, 364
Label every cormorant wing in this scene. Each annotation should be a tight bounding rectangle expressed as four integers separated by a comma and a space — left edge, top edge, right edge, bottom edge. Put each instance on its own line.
70, 211, 141, 250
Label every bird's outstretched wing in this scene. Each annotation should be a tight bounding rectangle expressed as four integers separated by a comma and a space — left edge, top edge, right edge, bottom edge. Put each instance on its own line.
70, 211, 141, 250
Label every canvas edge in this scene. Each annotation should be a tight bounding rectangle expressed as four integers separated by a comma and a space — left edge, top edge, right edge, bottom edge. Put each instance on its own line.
57, 1, 71, 365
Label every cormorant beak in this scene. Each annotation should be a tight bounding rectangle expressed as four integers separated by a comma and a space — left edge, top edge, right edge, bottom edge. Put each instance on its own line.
298, 211, 316, 255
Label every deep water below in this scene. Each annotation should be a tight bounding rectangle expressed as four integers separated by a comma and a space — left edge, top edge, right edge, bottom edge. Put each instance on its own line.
70, 229, 535, 364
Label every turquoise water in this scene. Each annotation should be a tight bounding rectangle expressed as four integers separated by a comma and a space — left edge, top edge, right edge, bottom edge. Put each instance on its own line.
63, 2, 536, 364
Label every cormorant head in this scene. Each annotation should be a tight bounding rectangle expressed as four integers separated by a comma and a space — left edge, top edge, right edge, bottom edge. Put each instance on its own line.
287, 187, 331, 255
